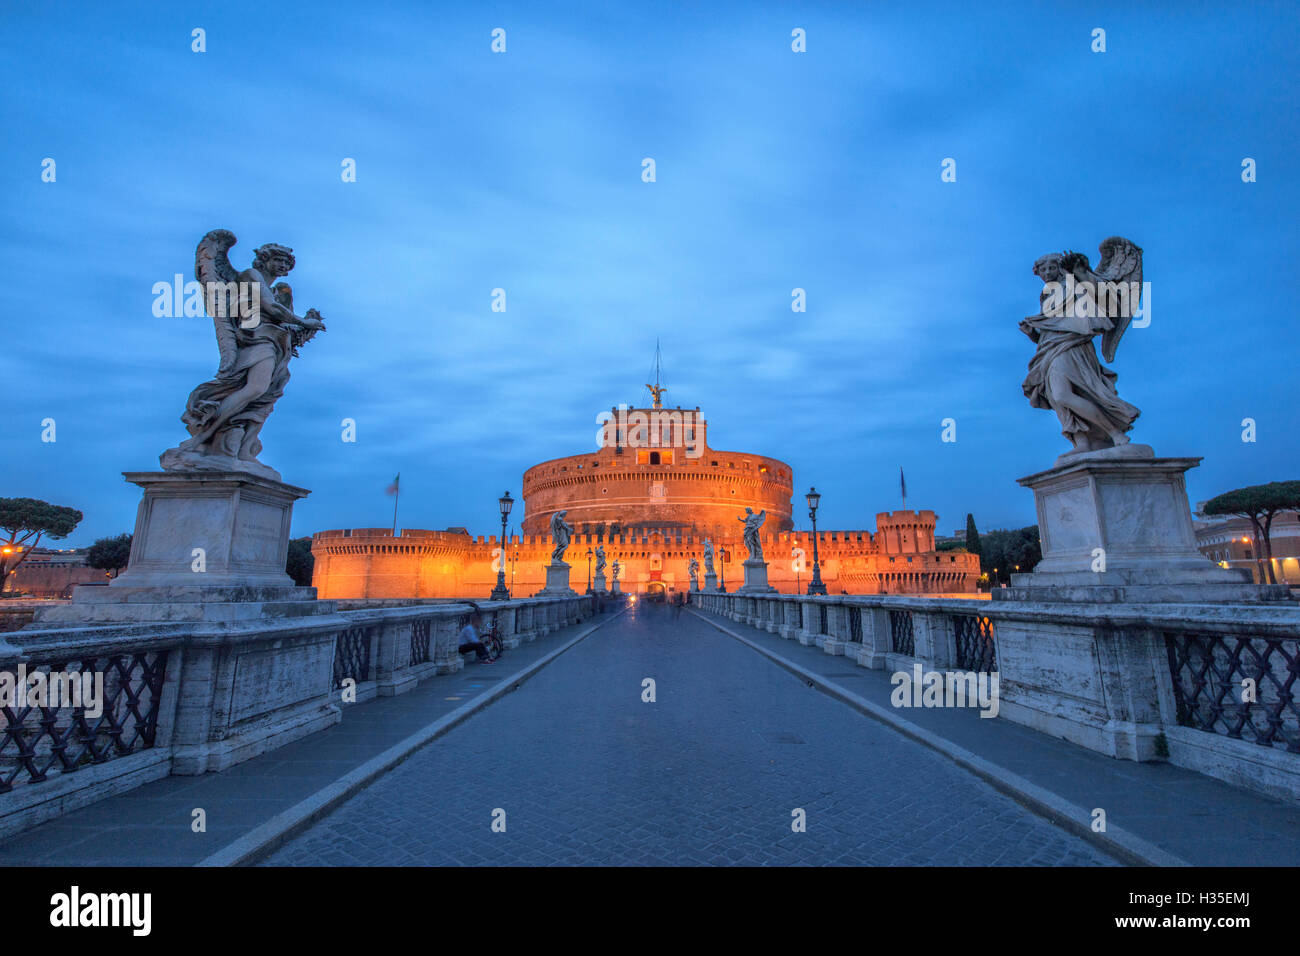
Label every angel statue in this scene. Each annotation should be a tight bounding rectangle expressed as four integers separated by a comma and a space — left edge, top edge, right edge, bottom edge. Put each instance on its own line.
611, 559, 621, 582
160, 229, 327, 480
703, 538, 715, 575
549, 510, 574, 564
688, 556, 699, 590
595, 545, 607, 575
1020, 236, 1143, 455
738, 508, 767, 562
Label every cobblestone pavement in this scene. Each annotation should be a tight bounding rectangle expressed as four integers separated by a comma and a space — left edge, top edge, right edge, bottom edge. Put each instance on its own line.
265, 601, 1116, 866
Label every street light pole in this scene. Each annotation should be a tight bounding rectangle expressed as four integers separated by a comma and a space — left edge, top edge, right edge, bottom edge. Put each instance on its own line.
586, 548, 593, 594
806, 486, 827, 595
491, 491, 513, 600
719, 547, 727, 593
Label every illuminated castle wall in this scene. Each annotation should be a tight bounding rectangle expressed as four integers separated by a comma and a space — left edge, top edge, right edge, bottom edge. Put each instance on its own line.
311, 401, 979, 598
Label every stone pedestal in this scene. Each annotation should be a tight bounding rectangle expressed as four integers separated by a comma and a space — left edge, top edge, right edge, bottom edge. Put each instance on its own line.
36, 471, 333, 625
737, 558, 777, 594
611, 579, 621, 594
1000, 446, 1291, 603
538, 561, 575, 596
592, 571, 607, 594
704, 571, 718, 593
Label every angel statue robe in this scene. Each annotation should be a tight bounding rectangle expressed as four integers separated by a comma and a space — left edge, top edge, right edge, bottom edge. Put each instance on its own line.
1021, 303, 1139, 446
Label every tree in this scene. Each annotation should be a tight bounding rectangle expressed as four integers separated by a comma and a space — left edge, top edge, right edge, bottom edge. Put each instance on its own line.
965, 513, 982, 560
86, 533, 133, 579
979, 526, 1042, 586
286, 537, 315, 587
0, 497, 83, 589
1202, 481, 1300, 585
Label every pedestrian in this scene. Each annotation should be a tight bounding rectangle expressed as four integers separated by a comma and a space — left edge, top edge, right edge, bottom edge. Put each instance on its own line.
457, 607, 494, 663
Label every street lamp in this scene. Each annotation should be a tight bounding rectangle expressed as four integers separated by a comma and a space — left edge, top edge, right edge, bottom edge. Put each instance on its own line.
586, 548, 593, 594
719, 546, 728, 593
490, 491, 513, 600
806, 486, 827, 595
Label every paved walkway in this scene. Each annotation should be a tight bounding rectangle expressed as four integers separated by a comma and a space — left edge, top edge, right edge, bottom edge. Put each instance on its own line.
0, 608, 621, 866
4, 600, 1294, 866
264, 601, 1114, 866
685, 607, 1300, 867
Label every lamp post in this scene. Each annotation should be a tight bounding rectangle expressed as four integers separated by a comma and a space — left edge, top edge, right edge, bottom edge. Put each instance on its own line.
491, 491, 513, 600
719, 547, 728, 593
586, 548, 593, 594
806, 486, 827, 595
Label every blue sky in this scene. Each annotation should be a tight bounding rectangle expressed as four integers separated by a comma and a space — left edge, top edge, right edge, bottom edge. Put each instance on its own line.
3, 1, 1297, 547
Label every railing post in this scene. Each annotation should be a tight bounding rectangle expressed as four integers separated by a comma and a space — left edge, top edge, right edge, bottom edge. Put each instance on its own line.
434, 612, 465, 674
821, 601, 848, 656
796, 598, 819, 646
858, 606, 891, 669
374, 616, 417, 697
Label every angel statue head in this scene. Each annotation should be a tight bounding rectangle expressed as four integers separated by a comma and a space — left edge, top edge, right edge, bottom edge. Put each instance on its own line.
252, 243, 296, 278
1031, 252, 1065, 283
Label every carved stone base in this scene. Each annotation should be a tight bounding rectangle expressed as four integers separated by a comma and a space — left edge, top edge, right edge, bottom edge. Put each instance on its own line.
593, 571, 607, 594
111, 471, 307, 588
538, 561, 575, 596
737, 559, 777, 593
703, 571, 718, 593
1000, 449, 1291, 603
611, 579, 621, 594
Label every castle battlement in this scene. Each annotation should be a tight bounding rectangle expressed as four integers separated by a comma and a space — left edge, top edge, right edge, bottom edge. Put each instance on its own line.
310, 393, 978, 599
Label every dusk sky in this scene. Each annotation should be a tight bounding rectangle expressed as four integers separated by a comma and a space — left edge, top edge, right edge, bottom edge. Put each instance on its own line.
4, 1, 1297, 547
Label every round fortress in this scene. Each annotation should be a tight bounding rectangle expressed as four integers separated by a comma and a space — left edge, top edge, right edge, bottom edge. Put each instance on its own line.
311, 398, 979, 598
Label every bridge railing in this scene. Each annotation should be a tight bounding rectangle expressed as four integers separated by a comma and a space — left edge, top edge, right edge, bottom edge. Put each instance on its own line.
0, 592, 600, 839
690, 590, 1300, 804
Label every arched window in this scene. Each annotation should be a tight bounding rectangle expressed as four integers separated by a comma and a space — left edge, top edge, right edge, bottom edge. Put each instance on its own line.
650, 451, 661, 465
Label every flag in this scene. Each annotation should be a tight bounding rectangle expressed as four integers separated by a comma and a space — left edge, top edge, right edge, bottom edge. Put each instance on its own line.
386, 473, 400, 495
899, 467, 907, 501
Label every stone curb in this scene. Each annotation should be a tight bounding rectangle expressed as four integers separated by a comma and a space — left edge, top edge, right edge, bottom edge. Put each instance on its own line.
690, 609, 1190, 868
198, 608, 628, 867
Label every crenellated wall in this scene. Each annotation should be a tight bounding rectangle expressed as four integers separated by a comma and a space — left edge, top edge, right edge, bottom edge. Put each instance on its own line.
311, 522, 981, 599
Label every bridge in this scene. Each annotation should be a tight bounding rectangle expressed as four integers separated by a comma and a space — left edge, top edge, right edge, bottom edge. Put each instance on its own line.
2, 591, 1297, 867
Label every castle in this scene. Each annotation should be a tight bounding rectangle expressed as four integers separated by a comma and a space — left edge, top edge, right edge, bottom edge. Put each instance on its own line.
310, 393, 980, 598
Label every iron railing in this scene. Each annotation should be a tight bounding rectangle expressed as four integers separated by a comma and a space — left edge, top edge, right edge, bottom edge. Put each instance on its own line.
333, 626, 373, 690
889, 610, 915, 656
409, 619, 431, 666
848, 606, 864, 643
1165, 631, 1298, 753
953, 614, 997, 673
0, 650, 168, 794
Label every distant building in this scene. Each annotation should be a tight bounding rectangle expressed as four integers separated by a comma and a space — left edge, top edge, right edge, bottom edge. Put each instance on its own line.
1194, 509, 1300, 585
311, 392, 980, 598
1, 548, 105, 598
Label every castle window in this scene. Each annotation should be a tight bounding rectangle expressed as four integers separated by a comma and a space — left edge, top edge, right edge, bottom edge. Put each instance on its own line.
711, 460, 718, 466
602, 488, 608, 494
650, 452, 661, 465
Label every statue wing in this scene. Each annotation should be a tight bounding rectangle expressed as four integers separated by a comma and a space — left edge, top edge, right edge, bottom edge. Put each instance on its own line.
194, 229, 242, 376
1094, 236, 1143, 363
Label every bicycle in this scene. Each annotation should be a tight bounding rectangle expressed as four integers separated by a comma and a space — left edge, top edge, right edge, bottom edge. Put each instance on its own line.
480, 618, 504, 662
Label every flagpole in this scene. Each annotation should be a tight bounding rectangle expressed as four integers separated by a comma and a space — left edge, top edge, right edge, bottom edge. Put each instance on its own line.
392, 474, 400, 535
